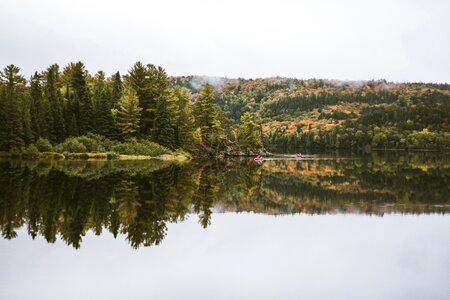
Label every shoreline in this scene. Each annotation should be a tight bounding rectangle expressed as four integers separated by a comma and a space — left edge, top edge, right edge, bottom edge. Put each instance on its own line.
0, 151, 191, 162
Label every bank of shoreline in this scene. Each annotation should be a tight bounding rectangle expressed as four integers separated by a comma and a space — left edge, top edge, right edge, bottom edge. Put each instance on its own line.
0, 151, 191, 163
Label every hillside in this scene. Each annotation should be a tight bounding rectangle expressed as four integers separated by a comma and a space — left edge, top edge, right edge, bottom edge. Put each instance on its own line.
172, 77, 450, 152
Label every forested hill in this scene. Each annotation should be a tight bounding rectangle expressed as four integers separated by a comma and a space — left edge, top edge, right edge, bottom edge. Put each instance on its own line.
171, 76, 450, 152
0, 62, 449, 158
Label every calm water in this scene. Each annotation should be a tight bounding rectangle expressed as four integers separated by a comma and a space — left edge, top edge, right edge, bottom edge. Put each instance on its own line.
0, 153, 449, 299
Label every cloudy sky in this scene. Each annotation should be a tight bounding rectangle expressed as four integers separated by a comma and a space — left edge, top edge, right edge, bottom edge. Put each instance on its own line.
0, 0, 449, 82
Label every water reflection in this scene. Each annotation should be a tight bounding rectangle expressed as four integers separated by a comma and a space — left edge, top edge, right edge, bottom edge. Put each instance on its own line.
0, 153, 448, 248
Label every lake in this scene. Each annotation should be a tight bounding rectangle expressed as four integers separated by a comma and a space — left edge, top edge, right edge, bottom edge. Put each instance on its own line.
0, 153, 449, 299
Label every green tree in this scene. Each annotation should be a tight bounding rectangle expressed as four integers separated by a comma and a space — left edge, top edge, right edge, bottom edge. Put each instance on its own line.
29, 72, 45, 139
69, 62, 93, 135
117, 88, 142, 140
92, 71, 115, 138
195, 84, 222, 147
238, 112, 262, 151
44, 64, 66, 143
0, 65, 26, 150
153, 91, 176, 148
173, 87, 196, 149
125, 62, 154, 136
109, 71, 123, 107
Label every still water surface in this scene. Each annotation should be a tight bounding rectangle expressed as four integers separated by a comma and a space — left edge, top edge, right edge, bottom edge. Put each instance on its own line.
0, 153, 449, 299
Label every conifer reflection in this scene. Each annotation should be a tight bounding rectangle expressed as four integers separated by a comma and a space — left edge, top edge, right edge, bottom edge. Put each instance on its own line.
0, 153, 448, 248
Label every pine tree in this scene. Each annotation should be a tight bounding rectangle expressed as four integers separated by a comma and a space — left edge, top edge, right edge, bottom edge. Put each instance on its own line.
125, 62, 153, 136
92, 71, 115, 138
66, 113, 79, 137
0, 65, 26, 150
195, 84, 222, 146
173, 87, 195, 149
70, 62, 93, 135
125, 63, 176, 138
152, 69, 177, 148
0, 82, 6, 149
21, 90, 33, 146
109, 71, 123, 107
44, 64, 66, 143
29, 72, 44, 139
153, 91, 176, 147
117, 88, 142, 140
238, 112, 262, 151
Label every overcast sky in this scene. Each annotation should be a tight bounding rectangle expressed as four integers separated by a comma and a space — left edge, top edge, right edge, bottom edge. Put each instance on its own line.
0, 0, 449, 82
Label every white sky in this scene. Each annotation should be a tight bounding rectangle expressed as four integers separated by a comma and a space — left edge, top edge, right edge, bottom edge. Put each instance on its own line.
1, 214, 449, 299
0, 0, 449, 82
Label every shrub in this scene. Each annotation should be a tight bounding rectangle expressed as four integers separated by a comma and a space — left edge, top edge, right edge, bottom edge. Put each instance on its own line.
63, 152, 108, 160
56, 138, 87, 153
35, 138, 53, 152
111, 140, 172, 156
40, 152, 65, 160
22, 144, 39, 158
53, 135, 173, 157
76, 135, 105, 152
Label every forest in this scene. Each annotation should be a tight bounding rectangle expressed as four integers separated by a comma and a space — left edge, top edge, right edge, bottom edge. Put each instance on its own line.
210, 78, 450, 152
0, 62, 263, 158
1, 63, 449, 157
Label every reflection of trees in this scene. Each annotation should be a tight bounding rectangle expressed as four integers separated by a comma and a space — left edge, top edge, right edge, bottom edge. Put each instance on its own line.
115, 180, 140, 226
0, 153, 448, 248
192, 167, 220, 228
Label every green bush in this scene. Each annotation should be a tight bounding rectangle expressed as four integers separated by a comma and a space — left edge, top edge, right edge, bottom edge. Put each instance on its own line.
53, 135, 174, 157
111, 140, 172, 156
63, 152, 108, 160
55, 138, 87, 153
36, 138, 53, 152
76, 135, 105, 152
40, 152, 65, 160
22, 144, 39, 158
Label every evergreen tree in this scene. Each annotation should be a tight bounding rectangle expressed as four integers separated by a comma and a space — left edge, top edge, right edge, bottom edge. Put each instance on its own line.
44, 64, 66, 143
29, 72, 44, 139
125, 63, 176, 138
153, 90, 176, 148
21, 89, 33, 146
70, 62, 93, 135
173, 87, 195, 149
66, 114, 79, 137
117, 88, 142, 140
195, 84, 222, 146
92, 71, 115, 138
125, 62, 153, 136
0, 65, 26, 150
109, 71, 123, 107
238, 112, 262, 151
152, 68, 177, 148
0, 82, 6, 149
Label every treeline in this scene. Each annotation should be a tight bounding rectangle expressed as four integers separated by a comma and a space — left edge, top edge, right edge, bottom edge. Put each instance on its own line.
0, 63, 196, 152
210, 78, 450, 152
266, 125, 450, 153
0, 63, 266, 156
3, 65, 449, 155
265, 95, 450, 152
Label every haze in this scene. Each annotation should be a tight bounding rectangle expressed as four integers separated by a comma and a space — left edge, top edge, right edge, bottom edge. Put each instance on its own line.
0, 0, 449, 82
